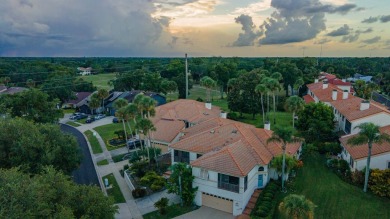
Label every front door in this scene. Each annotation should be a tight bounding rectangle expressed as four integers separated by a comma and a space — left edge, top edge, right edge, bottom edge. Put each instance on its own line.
258, 174, 263, 188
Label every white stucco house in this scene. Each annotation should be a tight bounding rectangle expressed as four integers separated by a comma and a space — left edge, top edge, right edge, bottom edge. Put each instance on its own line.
169, 118, 302, 216
77, 67, 92, 76
339, 125, 390, 171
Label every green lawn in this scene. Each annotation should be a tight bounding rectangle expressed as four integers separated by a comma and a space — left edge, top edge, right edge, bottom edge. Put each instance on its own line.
143, 204, 198, 219
84, 130, 103, 154
66, 121, 81, 127
103, 173, 126, 203
93, 122, 134, 151
166, 85, 222, 102
97, 159, 109, 166
278, 154, 390, 219
63, 108, 75, 114
78, 73, 116, 90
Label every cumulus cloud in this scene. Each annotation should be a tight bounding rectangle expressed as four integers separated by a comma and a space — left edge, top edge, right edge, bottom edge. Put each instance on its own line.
380, 15, 390, 23
362, 36, 381, 44
341, 34, 360, 43
314, 38, 331, 44
305, 3, 357, 15
356, 27, 373, 34
327, 24, 350, 36
0, 0, 174, 56
362, 16, 378, 23
230, 14, 259, 47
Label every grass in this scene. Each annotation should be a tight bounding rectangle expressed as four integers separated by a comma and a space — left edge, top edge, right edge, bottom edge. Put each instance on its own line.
78, 73, 116, 90
78, 118, 87, 124
143, 204, 198, 219
63, 108, 75, 114
84, 130, 103, 154
103, 173, 126, 203
93, 122, 134, 151
97, 159, 109, 166
166, 85, 222, 102
277, 154, 390, 219
112, 153, 131, 163
66, 121, 81, 127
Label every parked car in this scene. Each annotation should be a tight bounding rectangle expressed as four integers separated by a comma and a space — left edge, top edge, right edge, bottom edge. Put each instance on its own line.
127, 139, 144, 150
70, 112, 81, 120
85, 117, 95, 123
95, 114, 106, 120
112, 117, 119, 123
76, 113, 88, 120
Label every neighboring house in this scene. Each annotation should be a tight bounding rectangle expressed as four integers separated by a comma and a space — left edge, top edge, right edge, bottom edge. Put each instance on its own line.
348, 73, 373, 83
106, 90, 166, 116
149, 99, 223, 152
303, 81, 353, 105
104, 91, 124, 115
0, 86, 28, 95
170, 118, 302, 216
330, 96, 390, 134
339, 125, 390, 171
77, 67, 92, 76
62, 92, 92, 109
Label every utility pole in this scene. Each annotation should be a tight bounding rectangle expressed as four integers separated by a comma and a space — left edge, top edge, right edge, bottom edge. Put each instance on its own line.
185, 53, 188, 99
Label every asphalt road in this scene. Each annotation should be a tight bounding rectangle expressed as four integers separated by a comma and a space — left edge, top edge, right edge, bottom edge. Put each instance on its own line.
60, 124, 100, 186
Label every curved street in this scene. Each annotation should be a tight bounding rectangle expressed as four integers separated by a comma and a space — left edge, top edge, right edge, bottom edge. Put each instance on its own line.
60, 124, 99, 186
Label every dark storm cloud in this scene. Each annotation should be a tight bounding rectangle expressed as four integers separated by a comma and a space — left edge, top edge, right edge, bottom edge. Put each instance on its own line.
327, 24, 351, 37
230, 14, 259, 47
168, 36, 178, 48
362, 36, 381, 44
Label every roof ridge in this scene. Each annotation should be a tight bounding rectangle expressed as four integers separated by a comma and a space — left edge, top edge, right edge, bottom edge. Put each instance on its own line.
227, 143, 245, 175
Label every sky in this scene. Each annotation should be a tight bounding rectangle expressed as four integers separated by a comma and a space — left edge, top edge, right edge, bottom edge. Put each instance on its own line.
1, 0, 390, 57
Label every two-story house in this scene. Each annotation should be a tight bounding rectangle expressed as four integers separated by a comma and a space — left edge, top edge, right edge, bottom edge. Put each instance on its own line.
339, 125, 390, 171
169, 118, 302, 216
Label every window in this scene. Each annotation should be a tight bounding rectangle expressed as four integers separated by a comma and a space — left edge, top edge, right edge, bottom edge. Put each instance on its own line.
197, 154, 202, 158
174, 150, 190, 164
258, 166, 264, 171
218, 173, 239, 193
350, 157, 354, 168
244, 176, 248, 192
345, 120, 352, 134
387, 161, 390, 169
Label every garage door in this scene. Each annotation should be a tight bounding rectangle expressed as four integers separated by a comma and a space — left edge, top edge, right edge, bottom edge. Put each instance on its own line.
202, 192, 233, 213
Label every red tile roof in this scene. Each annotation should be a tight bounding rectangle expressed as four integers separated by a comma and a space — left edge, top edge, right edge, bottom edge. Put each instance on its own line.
150, 99, 221, 143
307, 82, 352, 102
330, 97, 390, 121
340, 125, 390, 159
172, 118, 302, 177
329, 78, 351, 86
303, 95, 315, 104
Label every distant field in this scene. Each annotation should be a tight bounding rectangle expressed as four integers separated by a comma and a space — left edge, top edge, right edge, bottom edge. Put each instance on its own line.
166, 85, 223, 101
79, 73, 116, 90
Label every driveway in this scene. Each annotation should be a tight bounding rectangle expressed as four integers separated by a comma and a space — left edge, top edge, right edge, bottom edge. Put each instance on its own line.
60, 124, 100, 186
174, 206, 235, 219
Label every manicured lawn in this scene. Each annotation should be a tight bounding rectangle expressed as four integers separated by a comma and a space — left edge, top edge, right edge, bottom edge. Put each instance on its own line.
77, 118, 87, 124
166, 85, 222, 102
79, 73, 116, 90
143, 204, 198, 219
93, 122, 134, 151
84, 130, 103, 154
112, 153, 131, 163
63, 108, 75, 114
66, 121, 81, 127
277, 154, 390, 219
97, 159, 109, 166
103, 173, 126, 203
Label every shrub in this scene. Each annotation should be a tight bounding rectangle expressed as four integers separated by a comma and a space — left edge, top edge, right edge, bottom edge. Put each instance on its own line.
227, 112, 238, 121
257, 206, 269, 217
151, 177, 166, 191
262, 196, 272, 202
119, 169, 124, 177
154, 197, 169, 215
132, 187, 147, 198
351, 170, 365, 186
263, 192, 274, 199
260, 201, 272, 209
196, 97, 203, 102
327, 159, 351, 181
369, 169, 390, 198
123, 164, 129, 170
318, 142, 342, 155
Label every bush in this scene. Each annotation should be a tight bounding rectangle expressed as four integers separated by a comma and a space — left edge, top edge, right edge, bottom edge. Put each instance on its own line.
123, 164, 129, 170
369, 169, 390, 198
132, 187, 147, 198
260, 201, 272, 209
261, 196, 272, 202
119, 169, 124, 177
263, 192, 274, 199
327, 159, 351, 181
257, 206, 269, 217
318, 142, 342, 155
196, 97, 203, 102
140, 171, 166, 192
154, 197, 169, 215
351, 170, 365, 186
227, 112, 238, 121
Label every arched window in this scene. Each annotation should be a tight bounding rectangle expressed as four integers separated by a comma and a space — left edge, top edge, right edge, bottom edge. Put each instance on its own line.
258, 166, 264, 171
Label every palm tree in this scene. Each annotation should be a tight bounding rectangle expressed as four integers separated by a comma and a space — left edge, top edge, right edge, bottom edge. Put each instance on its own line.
200, 76, 217, 103
126, 103, 140, 152
347, 123, 390, 192
267, 78, 281, 125
293, 77, 304, 96
136, 118, 156, 162
142, 96, 157, 119
285, 96, 305, 128
89, 93, 101, 115
270, 154, 298, 179
97, 88, 109, 113
261, 77, 272, 119
133, 93, 146, 117
255, 83, 268, 125
267, 126, 300, 192
115, 107, 129, 152
279, 194, 316, 219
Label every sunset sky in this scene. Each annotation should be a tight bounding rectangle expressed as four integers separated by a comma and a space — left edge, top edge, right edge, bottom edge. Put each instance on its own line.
1, 0, 389, 57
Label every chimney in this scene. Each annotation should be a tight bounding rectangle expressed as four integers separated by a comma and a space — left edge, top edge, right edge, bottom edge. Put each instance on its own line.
205, 102, 212, 110
360, 100, 370, 111
342, 90, 348, 99
332, 89, 338, 101
322, 81, 329, 89
264, 121, 271, 130
314, 79, 319, 83
220, 111, 227, 119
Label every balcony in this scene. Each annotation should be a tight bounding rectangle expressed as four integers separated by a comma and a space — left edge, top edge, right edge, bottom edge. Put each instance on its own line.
174, 156, 189, 164
218, 181, 239, 193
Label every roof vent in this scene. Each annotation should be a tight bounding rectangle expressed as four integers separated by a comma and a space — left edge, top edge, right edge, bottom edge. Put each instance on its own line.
210, 129, 215, 134
323, 81, 328, 89
360, 100, 370, 111
231, 129, 237, 134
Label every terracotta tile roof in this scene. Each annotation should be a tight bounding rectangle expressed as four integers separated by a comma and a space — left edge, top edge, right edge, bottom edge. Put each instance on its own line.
171, 118, 302, 177
319, 72, 337, 80
330, 97, 390, 121
303, 94, 315, 104
340, 125, 390, 159
150, 99, 221, 143
329, 78, 351, 86
307, 82, 352, 102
